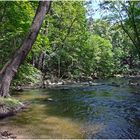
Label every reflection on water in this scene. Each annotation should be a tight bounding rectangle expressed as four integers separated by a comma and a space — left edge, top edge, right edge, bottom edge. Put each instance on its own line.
0, 77, 140, 139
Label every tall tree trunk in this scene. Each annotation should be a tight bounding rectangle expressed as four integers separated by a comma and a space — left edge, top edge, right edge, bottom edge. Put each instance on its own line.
0, 1, 51, 97
37, 51, 46, 71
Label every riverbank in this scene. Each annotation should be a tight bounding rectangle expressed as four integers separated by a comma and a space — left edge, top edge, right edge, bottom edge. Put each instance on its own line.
11, 74, 140, 91
0, 97, 30, 138
0, 97, 28, 119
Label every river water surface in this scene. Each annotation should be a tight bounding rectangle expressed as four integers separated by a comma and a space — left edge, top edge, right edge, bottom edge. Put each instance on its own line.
0, 78, 140, 139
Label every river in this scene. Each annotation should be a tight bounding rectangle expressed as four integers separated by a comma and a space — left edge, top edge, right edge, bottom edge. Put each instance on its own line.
0, 78, 140, 139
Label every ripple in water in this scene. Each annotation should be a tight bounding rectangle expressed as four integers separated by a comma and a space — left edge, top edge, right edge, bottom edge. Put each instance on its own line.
0, 78, 140, 139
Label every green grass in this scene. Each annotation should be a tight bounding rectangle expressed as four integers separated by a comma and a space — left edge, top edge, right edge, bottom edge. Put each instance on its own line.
0, 97, 22, 107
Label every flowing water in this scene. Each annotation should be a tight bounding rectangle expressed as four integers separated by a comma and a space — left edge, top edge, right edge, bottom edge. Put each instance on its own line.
0, 78, 140, 139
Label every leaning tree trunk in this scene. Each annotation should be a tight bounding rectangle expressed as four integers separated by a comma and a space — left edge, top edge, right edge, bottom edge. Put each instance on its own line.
0, 1, 51, 97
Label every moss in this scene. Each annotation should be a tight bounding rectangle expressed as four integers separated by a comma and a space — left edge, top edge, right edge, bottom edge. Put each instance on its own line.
0, 97, 22, 108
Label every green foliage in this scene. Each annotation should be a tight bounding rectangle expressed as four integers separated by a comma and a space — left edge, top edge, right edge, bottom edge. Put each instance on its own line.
0, 1, 35, 69
45, 1, 88, 78
1, 0, 140, 86
12, 63, 42, 86
81, 35, 114, 77
100, 1, 140, 60
90, 16, 140, 75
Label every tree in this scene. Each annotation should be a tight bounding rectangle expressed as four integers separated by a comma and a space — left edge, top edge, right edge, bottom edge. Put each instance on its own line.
90, 19, 135, 73
0, 1, 51, 97
100, 1, 140, 59
80, 35, 114, 77
0, 1, 35, 69
44, 1, 87, 79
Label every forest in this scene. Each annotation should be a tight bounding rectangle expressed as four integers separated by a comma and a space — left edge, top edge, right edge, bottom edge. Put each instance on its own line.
0, 0, 140, 139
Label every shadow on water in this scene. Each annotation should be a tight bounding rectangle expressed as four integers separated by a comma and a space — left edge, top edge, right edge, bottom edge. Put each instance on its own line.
0, 77, 140, 139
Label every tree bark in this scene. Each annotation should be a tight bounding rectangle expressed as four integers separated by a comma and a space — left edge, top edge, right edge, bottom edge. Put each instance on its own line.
0, 1, 51, 97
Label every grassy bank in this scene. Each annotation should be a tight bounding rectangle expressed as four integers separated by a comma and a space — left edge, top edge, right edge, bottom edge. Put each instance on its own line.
0, 97, 24, 119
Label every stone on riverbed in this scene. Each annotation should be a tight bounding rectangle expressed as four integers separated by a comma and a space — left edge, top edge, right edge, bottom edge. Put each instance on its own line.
0, 131, 17, 139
